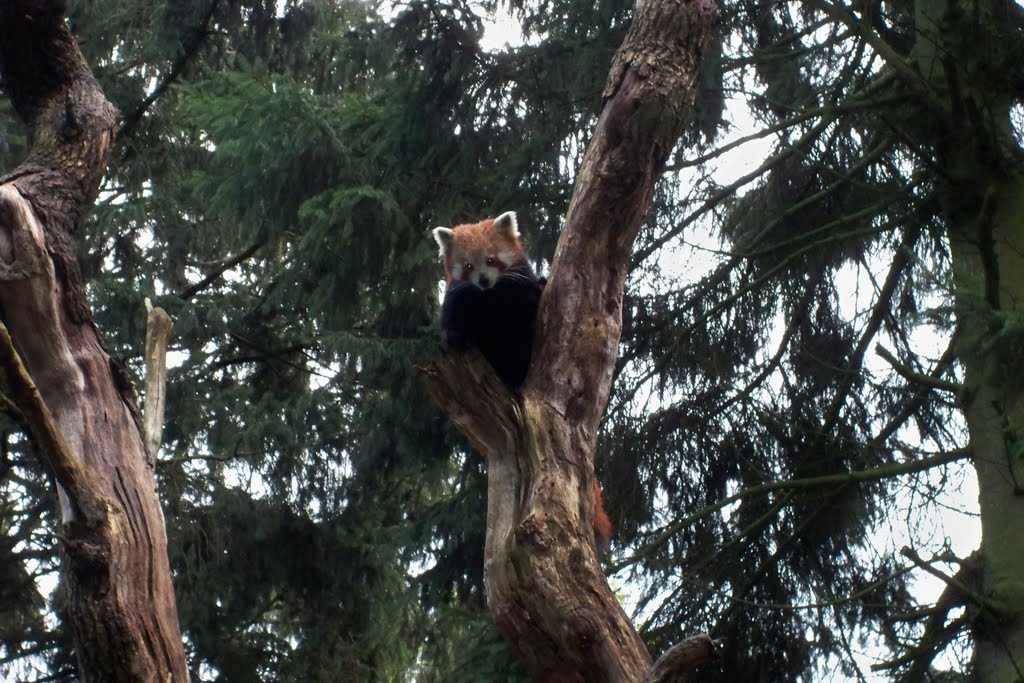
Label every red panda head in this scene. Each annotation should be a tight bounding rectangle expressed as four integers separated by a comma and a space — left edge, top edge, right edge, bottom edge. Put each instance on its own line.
432, 211, 523, 289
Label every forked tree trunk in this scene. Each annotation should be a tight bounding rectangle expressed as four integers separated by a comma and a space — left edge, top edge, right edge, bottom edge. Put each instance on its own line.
0, 3, 189, 681
422, 1, 718, 681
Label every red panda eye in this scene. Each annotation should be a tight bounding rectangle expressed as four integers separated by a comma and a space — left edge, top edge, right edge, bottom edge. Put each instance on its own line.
464, 263, 473, 272
486, 257, 496, 267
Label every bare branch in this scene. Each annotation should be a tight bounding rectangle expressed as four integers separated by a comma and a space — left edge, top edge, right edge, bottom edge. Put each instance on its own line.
418, 350, 521, 463
901, 547, 1001, 616
143, 299, 173, 465
178, 241, 263, 301
873, 551, 980, 677
876, 345, 962, 394
809, 0, 944, 111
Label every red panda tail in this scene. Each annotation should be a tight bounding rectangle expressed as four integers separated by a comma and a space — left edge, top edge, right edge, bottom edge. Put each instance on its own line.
593, 481, 613, 551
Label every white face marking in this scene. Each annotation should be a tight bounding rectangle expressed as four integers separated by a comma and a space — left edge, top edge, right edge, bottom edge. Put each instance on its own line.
459, 254, 503, 288
470, 261, 503, 288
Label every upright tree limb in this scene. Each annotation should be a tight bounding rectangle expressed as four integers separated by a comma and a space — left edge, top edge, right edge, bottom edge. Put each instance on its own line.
0, 3, 189, 680
424, 1, 718, 680
144, 299, 174, 464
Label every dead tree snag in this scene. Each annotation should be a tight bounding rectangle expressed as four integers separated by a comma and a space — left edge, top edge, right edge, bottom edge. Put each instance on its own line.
0, 3, 189, 680
423, 0, 719, 681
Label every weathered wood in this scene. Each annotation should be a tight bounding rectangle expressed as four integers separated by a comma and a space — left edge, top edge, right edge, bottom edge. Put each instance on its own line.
423, 0, 718, 680
144, 299, 174, 463
0, 3, 189, 680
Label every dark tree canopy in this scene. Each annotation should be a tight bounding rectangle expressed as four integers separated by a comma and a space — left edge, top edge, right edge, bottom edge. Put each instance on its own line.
0, 0, 1020, 681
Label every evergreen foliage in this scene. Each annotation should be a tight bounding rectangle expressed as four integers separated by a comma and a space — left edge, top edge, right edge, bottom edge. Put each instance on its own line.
0, 0, 1019, 680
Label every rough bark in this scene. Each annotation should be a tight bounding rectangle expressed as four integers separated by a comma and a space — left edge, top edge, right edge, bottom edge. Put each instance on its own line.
643, 634, 718, 683
0, 3, 189, 681
422, 1, 718, 681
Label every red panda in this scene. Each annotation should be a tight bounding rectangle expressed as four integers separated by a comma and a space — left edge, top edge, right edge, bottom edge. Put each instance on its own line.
432, 211, 613, 549
432, 211, 542, 388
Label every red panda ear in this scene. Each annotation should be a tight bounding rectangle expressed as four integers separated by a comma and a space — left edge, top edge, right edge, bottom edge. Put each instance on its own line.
432, 227, 455, 256
493, 212, 519, 239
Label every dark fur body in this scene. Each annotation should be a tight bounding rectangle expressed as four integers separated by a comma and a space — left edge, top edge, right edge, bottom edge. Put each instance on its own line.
440, 260, 543, 388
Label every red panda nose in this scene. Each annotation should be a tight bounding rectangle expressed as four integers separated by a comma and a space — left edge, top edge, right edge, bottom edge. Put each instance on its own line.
478, 274, 492, 288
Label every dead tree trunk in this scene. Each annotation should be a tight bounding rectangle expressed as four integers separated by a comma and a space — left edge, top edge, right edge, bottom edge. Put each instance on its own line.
0, 3, 189, 681
422, 1, 718, 681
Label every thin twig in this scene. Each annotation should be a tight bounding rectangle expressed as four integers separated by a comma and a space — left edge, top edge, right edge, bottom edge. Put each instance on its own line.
178, 242, 262, 300
901, 547, 1001, 616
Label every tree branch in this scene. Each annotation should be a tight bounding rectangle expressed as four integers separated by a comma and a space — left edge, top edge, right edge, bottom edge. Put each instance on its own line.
418, 350, 521, 463
118, 0, 221, 140
901, 547, 1000, 616
873, 551, 979, 677
143, 299, 173, 465
178, 241, 263, 300
875, 344, 963, 394
809, 0, 944, 110
820, 224, 919, 434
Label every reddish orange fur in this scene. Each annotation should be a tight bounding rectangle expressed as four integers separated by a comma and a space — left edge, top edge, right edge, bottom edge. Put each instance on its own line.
440, 218, 524, 282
